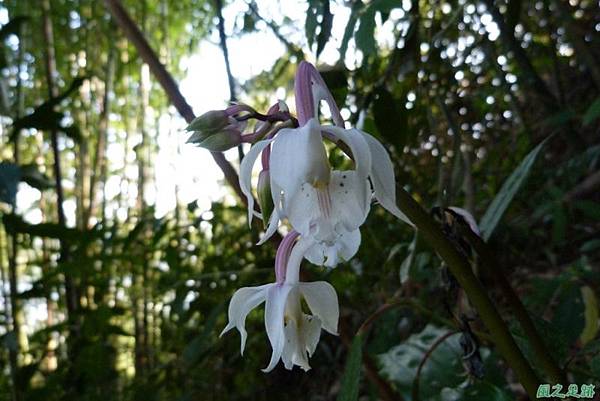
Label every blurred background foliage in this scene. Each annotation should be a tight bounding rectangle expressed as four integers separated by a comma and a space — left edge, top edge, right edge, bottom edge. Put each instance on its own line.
0, 0, 599, 400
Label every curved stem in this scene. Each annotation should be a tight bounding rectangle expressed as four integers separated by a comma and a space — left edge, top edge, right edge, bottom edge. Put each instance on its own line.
394, 187, 540, 399
412, 331, 459, 401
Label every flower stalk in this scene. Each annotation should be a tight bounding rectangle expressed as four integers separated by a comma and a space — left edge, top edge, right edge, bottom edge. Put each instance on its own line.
394, 187, 541, 399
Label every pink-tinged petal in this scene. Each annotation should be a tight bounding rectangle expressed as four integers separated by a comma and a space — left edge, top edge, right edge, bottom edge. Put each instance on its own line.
262, 284, 293, 372
299, 281, 339, 335
220, 283, 272, 355
294, 61, 344, 127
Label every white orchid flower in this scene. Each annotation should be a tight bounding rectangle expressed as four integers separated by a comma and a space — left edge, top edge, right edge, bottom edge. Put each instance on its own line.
220, 232, 339, 372
239, 62, 412, 267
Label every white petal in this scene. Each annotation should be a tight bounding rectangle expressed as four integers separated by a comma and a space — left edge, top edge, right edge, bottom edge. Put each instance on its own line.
328, 170, 371, 233
281, 320, 298, 370
239, 138, 274, 226
257, 208, 281, 245
300, 314, 322, 356
323, 127, 372, 183
262, 284, 293, 372
270, 119, 330, 203
304, 229, 361, 268
299, 281, 339, 335
448, 206, 481, 236
221, 284, 271, 355
286, 182, 319, 237
362, 133, 413, 226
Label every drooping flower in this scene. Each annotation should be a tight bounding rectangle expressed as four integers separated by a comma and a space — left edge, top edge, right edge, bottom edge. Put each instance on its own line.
239, 61, 412, 267
220, 231, 339, 371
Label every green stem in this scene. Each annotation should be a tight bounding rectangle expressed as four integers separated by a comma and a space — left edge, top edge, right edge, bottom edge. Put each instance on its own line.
456, 219, 566, 384
395, 188, 540, 399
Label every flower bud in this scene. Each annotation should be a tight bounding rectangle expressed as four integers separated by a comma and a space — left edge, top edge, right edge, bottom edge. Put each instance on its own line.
257, 169, 274, 227
186, 110, 230, 134
194, 128, 242, 151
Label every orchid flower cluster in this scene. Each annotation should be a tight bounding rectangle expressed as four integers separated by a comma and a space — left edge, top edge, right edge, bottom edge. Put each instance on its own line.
186, 62, 412, 372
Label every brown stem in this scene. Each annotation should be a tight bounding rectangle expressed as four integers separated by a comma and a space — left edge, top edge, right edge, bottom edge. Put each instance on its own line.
103, 0, 246, 205
412, 331, 458, 401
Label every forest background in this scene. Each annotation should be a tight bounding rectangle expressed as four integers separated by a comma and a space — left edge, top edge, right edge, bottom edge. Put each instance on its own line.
0, 0, 599, 400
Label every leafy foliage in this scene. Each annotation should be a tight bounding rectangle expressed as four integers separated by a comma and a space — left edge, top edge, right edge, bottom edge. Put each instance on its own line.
0, 0, 599, 400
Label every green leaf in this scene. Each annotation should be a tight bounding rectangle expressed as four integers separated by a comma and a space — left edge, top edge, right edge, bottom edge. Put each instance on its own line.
0, 16, 28, 41
480, 137, 551, 240
378, 325, 465, 400
582, 97, 600, 126
337, 334, 363, 401
372, 88, 408, 150
182, 304, 223, 366
0, 162, 21, 206
575, 200, 600, 221
355, 7, 376, 56
339, 2, 362, 60
20, 164, 54, 190
506, 0, 522, 33
2, 213, 91, 241
320, 68, 348, 107
0, 331, 18, 352
580, 286, 599, 346
551, 283, 585, 348
399, 234, 417, 284
316, 0, 332, 58
305, 0, 319, 48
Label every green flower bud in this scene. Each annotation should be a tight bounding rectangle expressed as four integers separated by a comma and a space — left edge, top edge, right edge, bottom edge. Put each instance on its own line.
185, 110, 229, 134
257, 169, 274, 228
195, 128, 242, 151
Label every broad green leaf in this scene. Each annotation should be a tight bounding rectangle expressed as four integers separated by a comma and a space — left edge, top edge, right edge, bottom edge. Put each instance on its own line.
480, 137, 550, 240
378, 325, 464, 400
582, 97, 600, 126
552, 283, 585, 348
337, 334, 363, 401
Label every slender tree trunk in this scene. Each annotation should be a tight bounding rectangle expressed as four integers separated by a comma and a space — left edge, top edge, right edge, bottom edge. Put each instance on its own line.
88, 44, 115, 226
41, 1, 81, 395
